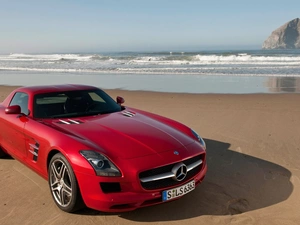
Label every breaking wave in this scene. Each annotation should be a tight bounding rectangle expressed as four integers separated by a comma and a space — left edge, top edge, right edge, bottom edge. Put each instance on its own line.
1, 50, 300, 77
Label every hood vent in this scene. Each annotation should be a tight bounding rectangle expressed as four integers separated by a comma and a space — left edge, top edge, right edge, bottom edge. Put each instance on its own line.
57, 119, 83, 125
122, 111, 136, 117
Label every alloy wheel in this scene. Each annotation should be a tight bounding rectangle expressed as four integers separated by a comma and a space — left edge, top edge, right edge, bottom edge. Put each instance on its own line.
49, 158, 73, 207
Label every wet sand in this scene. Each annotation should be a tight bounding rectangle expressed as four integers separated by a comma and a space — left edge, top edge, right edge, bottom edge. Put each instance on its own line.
2, 71, 300, 93
0, 86, 300, 225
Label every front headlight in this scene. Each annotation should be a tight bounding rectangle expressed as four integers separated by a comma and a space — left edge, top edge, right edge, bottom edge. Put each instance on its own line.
191, 129, 206, 150
80, 150, 121, 176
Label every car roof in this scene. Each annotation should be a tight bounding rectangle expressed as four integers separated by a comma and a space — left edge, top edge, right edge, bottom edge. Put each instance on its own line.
15, 84, 98, 95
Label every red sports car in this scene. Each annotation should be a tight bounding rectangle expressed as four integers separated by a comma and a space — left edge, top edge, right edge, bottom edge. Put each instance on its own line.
0, 84, 207, 212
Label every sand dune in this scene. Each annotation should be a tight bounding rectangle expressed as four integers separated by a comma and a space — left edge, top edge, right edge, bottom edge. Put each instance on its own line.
0, 86, 299, 225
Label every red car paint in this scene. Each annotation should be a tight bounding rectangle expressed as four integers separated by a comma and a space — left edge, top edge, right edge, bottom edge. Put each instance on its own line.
0, 84, 207, 212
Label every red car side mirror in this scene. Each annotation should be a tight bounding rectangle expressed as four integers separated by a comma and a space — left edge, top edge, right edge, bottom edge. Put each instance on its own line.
5, 105, 21, 114
116, 96, 125, 105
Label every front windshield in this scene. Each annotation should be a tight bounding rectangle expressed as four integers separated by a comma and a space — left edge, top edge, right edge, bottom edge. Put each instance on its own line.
33, 89, 122, 118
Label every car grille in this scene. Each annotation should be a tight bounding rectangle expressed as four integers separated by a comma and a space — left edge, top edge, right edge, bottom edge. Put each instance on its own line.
139, 154, 204, 190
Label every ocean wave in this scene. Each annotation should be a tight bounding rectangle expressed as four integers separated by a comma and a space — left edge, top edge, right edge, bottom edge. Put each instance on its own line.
88, 55, 112, 61
0, 66, 86, 73
2, 53, 95, 62
1, 52, 300, 77
1, 65, 300, 77
2, 53, 300, 64
124, 55, 300, 65
192, 54, 300, 62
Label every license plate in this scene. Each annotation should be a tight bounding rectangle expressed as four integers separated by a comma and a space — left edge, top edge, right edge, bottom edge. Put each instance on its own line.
162, 180, 195, 201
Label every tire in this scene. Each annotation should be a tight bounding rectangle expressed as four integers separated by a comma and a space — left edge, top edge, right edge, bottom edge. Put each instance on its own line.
48, 153, 84, 212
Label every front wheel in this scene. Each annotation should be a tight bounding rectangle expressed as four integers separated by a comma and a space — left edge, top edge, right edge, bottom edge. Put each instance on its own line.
48, 153, 84, 212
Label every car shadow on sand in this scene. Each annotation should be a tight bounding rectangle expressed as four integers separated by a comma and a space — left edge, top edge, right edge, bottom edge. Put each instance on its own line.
0, 154, 14, 160
79, 139, 293, 221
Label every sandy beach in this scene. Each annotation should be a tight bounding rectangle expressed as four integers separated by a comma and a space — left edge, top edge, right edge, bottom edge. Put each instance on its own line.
0, 86, 300, 225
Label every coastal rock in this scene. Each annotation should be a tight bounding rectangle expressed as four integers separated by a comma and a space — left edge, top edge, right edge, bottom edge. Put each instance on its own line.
262, 18, 300, 49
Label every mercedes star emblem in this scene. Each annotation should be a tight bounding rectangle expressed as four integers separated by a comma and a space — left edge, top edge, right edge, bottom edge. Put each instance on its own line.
172, 163, 188, 181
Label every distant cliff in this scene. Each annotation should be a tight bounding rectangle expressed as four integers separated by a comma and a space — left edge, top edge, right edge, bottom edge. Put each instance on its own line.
262, 18, 300, 49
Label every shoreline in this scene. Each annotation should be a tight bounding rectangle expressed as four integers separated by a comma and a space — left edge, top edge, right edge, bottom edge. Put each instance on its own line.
1, 71, 300, 94
1, 84, 299, 101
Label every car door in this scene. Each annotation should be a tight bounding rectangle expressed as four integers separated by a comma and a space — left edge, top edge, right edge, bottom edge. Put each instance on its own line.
0, 92, 29, 159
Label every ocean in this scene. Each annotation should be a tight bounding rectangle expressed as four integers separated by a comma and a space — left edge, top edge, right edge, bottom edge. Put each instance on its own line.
1, 50, 300, 93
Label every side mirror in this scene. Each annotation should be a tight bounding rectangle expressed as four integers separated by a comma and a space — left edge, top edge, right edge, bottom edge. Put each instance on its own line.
5, 105, 21, 114
116, 96, 125, 105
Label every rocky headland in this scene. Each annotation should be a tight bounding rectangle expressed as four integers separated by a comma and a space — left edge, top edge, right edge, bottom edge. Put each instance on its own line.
262, 18, 300, 49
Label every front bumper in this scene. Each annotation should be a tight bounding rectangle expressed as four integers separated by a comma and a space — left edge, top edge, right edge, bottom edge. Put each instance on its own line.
76, 163, 207, 212
75, 141, 207, 212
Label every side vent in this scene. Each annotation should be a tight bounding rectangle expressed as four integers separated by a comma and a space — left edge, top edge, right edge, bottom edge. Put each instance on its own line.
57, 119, 83, 125
29, 141, 40, 161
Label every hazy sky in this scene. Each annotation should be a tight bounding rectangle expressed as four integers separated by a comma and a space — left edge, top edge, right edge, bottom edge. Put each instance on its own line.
0, 0, 299, 53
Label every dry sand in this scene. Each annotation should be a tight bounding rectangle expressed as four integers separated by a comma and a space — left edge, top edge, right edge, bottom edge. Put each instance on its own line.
0, 86, 300, 225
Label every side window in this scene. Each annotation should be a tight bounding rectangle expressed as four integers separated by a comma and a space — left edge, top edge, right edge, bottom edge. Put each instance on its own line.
88, 92, 105, 103
9, 92, 29, 115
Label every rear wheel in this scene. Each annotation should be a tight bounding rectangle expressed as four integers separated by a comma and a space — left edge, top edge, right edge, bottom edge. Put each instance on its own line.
48, 153, 84, 212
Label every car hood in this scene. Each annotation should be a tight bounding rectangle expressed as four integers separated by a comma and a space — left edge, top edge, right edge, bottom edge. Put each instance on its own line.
48, 110, 195, 159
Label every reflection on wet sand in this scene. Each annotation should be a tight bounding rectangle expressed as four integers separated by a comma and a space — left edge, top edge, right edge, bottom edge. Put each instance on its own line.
1, 71, 300, 94
267, 77, 300, 93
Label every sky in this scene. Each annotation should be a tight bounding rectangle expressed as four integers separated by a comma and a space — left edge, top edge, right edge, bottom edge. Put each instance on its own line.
0, 0, 299, 53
